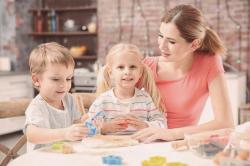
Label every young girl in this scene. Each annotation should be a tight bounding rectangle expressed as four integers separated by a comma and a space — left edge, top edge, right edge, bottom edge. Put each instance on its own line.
87, 43, 167, 135
25, 42, 89, 151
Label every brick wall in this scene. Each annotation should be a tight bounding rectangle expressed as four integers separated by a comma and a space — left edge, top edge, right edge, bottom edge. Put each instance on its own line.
0, 0, 16, 70
1, 0, 249, 97
98, 0, 250, 92
15, 0, 38, 71
98, 0, 165, 62
0, 0, 37, 71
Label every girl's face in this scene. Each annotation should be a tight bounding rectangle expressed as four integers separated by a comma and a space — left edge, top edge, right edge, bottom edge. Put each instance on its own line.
32, 63, 74, 106
109, 52, 142, 91
158, 22, 195, 62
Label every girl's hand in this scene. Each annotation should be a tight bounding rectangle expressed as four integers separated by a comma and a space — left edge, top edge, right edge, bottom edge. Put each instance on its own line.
101, 118, 128, 134
64, 123, 89, 141
131, 127, 175, 143
125, 116, 148, 130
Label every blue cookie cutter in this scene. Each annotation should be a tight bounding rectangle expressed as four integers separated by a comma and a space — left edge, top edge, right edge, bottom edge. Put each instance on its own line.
85, 121, 97, 136
84, 111, 105, 137
102, 155, 122, 165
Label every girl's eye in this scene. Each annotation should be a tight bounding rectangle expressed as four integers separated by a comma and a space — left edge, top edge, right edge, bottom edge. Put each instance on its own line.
130, 65, 137, 69
117, 66, 124, 69
51, 78, 59, 81
66, 78, 72, 81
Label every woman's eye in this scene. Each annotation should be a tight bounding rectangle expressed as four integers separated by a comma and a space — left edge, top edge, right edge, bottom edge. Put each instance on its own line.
169, 41, 176, 44
158, 33, 163, 38
51, 78, 59, 81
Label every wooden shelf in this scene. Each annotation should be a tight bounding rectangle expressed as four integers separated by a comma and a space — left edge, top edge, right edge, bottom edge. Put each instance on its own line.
28, 32, 97, 36
29, 0, 98, 69
29, 6, 97, 12
73, 55, 97, 60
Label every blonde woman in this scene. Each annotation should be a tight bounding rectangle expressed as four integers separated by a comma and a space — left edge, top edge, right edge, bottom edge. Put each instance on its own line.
132, 4, 234, 143
87, 43, 167, 135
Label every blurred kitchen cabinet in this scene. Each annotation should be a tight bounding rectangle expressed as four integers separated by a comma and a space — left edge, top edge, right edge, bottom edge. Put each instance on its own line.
0, 73, 34, 100
0, 73, 34, 135
28, 0, 98, 68
199, 72, 246, 125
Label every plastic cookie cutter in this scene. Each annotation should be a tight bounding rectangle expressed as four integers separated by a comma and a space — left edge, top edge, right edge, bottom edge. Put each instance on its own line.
84, 111, 105, 137
141, 156, 188, 166
166, 162, 188, 166
141, 156, 167, 166
85, 121, 97, 137
102, 155, 122, 165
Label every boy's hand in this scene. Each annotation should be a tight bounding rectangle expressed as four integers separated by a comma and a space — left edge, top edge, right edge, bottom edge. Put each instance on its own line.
64, 123, 89, 141
101, 118, 128, 134
80, 114, 89, 123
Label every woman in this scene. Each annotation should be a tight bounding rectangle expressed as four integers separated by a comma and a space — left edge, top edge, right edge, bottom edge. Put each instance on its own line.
132, 4, 234, 143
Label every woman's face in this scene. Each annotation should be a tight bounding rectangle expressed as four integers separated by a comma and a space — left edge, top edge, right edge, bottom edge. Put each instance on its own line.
158, 22, 194, 62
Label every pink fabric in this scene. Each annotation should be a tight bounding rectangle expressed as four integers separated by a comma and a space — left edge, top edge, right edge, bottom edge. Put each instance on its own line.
143, 54, 224, 128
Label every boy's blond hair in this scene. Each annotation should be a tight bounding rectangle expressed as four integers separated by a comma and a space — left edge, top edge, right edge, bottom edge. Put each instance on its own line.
29, 42, 75, 75
96, 43, 166, 112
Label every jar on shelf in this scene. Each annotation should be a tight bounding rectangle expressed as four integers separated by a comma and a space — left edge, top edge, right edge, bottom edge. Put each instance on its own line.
51, 10, 57, 32
35, 10, 43, 32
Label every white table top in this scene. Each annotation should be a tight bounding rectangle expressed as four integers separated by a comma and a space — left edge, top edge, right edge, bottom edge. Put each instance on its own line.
9, 142, 213, 166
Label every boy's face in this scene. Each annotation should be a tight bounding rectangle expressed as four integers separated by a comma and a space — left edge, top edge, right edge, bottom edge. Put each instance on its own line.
32, 63, 74, 105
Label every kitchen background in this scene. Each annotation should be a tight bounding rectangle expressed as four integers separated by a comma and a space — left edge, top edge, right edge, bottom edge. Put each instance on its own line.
0, 0, 249, 107
0, 0, 250, 162
0, 0, 249, 77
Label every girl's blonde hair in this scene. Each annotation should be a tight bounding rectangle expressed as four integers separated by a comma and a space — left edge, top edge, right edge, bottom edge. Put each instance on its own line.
161, 4, 225, 55
96, 43, 166, 112
29, 42, 75, 75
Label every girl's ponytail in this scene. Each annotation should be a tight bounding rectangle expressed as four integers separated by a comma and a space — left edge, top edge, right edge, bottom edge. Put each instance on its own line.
139, 64, 166, 113
96, 65, 111, 95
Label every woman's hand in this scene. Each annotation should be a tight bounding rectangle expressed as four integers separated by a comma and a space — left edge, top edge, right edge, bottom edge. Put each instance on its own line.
101, 118, 128, 134
132, 127, 176, 143
64, 123, 89, 141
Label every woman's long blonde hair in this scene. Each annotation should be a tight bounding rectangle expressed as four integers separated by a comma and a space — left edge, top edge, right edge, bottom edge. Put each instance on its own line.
96, 43, 166, 112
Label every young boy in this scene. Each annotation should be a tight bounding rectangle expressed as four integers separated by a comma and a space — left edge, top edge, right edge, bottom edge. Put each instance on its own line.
25, 42, 88, 151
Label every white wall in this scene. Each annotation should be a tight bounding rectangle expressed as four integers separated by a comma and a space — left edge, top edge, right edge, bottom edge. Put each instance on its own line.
199, 72, 247, 125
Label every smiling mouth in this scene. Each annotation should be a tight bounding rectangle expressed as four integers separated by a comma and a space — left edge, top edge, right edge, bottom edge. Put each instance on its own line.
162, 53, 170, 57
56, 91, 65, 94
122, 78, 133, 81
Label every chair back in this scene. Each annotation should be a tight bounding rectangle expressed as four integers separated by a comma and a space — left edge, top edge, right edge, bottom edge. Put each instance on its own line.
0, 134, 26, 166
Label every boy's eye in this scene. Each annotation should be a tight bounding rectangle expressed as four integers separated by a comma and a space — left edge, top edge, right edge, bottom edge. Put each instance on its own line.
51, 78, 59, 81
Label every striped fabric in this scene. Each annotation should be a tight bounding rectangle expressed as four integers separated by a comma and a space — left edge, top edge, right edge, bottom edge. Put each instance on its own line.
88, 88, 167, 130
